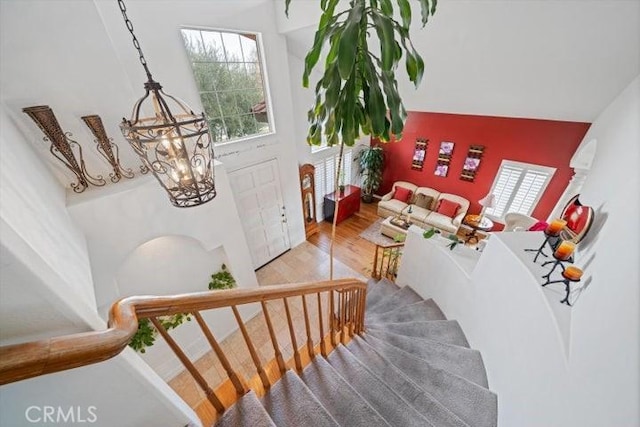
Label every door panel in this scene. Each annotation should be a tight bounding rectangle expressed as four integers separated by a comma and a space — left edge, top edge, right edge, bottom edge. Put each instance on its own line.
229, 159, 291, 269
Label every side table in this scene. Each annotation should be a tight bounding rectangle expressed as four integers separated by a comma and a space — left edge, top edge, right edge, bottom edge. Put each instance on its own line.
323, 185, 361, 225
463, 214, 493, 244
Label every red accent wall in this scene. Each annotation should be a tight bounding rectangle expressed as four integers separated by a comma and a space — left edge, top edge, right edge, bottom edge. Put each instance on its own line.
376, 112, 590, 224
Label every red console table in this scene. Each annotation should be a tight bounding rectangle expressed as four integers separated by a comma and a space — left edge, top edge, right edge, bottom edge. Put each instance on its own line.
323, 185, 361, 224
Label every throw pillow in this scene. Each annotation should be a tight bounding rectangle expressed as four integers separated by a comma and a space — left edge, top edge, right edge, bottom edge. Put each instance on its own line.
528, 221, 549, 232
414, 194, 434, 210
435, 199, 460, 218
393, 187, 413, 203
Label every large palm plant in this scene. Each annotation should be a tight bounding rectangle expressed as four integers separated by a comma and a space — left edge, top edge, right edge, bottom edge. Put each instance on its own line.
285, 0, 437, 277
356, 146, 385, 202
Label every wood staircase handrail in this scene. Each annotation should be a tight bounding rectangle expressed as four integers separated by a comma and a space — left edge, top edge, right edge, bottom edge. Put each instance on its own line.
0, 278, 366, 386
375, 242, 405, 249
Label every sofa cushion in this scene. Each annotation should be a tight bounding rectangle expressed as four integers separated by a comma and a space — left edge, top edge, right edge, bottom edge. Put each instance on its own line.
426, 212, 458, 234
393, 187, 413, 203
435, 199, 460, 218
414, 193, 434, 210
402, 205, 430, 223
379, 199, 409, 216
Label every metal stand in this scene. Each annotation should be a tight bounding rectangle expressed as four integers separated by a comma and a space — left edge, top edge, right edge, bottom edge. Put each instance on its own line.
542, 276, 581, 306
525, 231, 559, 263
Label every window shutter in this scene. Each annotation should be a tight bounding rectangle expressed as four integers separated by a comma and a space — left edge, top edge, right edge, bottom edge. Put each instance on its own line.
485, 160, 555, 220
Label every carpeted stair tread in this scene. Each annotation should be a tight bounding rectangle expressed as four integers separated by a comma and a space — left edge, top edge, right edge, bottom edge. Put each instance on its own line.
366, 329, 488, 387
261, 370, 339, 427
361, 335, 498, 427
367, 299, 446, 323
345, 337, 470, 427
327, 345, 435, 427
301, 355, 391, 427
366, 320, 470, 348
215, 390, 276, 427
365, 278, 399, 308
368, 285, 424, 315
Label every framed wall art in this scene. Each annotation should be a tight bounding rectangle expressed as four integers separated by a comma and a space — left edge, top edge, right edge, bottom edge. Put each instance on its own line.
460, 145, 485, 182
434, 141, 454, 177
411, 138, 428, 170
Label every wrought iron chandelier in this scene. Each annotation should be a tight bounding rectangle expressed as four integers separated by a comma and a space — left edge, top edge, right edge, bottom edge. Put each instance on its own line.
117, 0, 216, 208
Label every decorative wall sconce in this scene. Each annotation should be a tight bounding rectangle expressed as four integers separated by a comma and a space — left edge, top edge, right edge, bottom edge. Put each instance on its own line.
460, 145, 485, 182
411, 138, 428, 170
23, 105, 106, 193
117, 0, 216, 208
81, 114, 136, 183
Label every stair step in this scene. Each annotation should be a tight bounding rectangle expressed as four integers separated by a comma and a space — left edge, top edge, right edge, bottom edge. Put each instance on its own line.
365, 278, 398, 308
368, 286, 424, 315
366, 320, 470, 348
261, 370, 339, 427
301, 355, 391, 427
365, 330, 488, 387
345, 337, 470, 427
215, 390, 275, 427
367, 299, 446, 323
359, 335, 497, 427
327, 345, 435, 427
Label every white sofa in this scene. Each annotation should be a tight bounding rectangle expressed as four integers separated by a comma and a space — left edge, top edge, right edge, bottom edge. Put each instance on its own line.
377, 181, 470, 234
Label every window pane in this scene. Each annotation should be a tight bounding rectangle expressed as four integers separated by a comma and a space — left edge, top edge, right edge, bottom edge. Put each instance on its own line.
240, 34, 258, 62
180, 28, 271, 144
221, 32, 243, 62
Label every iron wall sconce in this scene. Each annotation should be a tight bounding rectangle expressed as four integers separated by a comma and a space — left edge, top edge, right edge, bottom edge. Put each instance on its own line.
81, 114, 136, 182
23, 105, 105, 193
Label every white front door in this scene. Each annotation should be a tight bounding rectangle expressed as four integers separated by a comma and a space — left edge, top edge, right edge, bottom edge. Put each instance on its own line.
229, 159, 291, 269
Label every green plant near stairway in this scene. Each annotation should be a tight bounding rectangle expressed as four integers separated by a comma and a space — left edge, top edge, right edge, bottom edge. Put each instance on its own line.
129, 264, 237, 353
355, 145, 385, 202
128, 314, 191, 353
285, 0, 437, 147
209, 264, 237, 290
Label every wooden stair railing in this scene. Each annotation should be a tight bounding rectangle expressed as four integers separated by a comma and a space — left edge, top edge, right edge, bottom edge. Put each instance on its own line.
372, 242, 405, 281
0, 278, 367, 419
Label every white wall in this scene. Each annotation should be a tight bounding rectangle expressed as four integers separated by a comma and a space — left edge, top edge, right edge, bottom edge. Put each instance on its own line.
396, 76, 640, 427
0, 105, 200, 425
0, 107, 96, 313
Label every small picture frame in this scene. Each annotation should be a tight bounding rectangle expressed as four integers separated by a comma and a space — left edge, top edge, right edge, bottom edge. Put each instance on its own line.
463, 157, 481, 172
434, 141, 454, 177
411, 138, 428, 170
460, 145, 485, 182
434, 164, 449, 177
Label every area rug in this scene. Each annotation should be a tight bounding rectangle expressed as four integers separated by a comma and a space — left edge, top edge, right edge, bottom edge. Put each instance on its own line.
359, 218, 400, 246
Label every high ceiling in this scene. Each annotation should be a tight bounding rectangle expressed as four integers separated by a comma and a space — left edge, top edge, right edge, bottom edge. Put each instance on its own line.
279, 0, 640, 122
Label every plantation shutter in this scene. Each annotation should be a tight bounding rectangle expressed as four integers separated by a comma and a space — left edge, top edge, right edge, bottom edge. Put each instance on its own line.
485, 160, 555, 220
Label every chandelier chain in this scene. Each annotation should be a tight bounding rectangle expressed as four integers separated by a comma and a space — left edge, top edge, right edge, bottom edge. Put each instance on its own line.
117, 0, 154, 82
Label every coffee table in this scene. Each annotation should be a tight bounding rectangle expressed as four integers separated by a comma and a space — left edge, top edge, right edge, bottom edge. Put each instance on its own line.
463, 214, 493, 244
381, 216, 411, 239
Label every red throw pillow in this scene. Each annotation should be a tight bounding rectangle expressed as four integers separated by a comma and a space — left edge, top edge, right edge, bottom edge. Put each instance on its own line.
435, 199, 460, 218
393, 187, 412, 203
528, 221, 548, 231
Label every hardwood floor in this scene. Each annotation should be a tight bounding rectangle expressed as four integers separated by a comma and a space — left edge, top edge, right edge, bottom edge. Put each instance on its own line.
307, 201, 380, 278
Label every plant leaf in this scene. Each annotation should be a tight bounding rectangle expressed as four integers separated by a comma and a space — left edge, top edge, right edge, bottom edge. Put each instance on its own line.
337, 1, 364, 79
397, 0, 412, 29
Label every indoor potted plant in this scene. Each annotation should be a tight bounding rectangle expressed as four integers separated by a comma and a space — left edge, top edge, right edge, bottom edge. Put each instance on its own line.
356, 145, 384, 203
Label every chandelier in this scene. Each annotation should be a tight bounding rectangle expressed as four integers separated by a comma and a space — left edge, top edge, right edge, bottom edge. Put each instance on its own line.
117, 0, 216, 207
